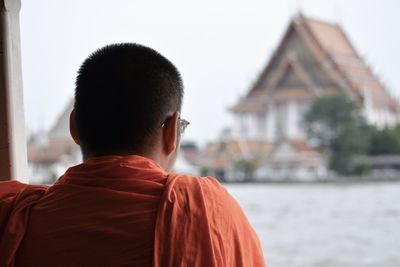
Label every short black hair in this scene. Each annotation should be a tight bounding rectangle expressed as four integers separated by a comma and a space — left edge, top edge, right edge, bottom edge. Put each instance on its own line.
74, 43, 184, 157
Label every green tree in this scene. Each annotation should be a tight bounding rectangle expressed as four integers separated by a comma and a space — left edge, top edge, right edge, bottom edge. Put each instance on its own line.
304, 94, 370, 175
368, 125, 400, 155
234, 159, 257, 182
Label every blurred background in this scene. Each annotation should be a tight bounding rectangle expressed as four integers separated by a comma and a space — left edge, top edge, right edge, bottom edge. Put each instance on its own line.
21, 1, 400, 266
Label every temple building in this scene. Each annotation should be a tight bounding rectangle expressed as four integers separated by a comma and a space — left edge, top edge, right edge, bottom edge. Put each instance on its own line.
201, 14, 400, 182
27, 101, 80, 183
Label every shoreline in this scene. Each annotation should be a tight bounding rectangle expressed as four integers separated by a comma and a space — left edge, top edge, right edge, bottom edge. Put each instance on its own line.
222, 177, 400, 184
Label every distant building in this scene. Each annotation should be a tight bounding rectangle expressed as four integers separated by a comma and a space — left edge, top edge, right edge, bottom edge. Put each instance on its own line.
198, 130, 272, 182
202, 14, 400, 181
28, 101, 80, 183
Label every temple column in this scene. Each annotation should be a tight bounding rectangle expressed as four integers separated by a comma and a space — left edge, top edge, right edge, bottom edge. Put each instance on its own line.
266, 103, 276, 142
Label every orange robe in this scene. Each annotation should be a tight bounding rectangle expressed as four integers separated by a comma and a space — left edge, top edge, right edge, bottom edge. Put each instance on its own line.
0, 155, 265, 266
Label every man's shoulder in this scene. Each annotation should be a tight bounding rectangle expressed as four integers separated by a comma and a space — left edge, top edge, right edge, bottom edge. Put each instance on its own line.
167, 173, 225, 193
0, 181, 29, 199
166, 173, 234, 207
0, 181, 49, 210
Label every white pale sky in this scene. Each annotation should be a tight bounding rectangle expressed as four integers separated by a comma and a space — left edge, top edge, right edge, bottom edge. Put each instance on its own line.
20, 0, 400, 146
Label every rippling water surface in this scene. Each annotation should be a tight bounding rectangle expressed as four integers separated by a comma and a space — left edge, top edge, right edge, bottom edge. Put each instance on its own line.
226, 182, 400, 267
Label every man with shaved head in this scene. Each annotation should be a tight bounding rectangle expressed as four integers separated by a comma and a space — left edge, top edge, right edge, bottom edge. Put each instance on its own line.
0, 43, 265, 267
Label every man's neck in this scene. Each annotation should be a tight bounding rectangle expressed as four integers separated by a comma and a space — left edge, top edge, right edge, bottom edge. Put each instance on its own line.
82, 150, 168, 171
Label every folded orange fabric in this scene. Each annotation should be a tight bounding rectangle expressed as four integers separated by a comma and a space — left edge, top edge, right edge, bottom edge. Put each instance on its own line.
0, 155, 265, 266
155, 173, 265, 266
0, 182, 48, 267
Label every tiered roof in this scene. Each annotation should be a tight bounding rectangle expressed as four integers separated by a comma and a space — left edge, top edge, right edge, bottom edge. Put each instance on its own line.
232, 14, 400, 114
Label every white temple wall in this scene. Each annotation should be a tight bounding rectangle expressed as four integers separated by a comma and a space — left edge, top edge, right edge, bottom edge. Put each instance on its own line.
242, 113, 250, 139
232, 113, 247, 139
274, 102, 287, 139
271, 100, 308, 140
247, 113, 257, 139
232, 99, 334, 142
296, 101, 309, 139
287, 100, 298, 139
232, 114, 240, 139
266, 104, 276, 142
364, 106, 399, 129
256, 112, 267, 140
233, 112, 261, 140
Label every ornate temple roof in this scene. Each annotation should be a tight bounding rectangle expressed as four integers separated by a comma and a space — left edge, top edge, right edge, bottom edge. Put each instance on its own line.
232, 14, 400, 114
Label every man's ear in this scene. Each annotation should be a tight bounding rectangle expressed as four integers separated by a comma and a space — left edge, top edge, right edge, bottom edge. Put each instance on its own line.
69, 110, 81, 146
162, 112, 179, 155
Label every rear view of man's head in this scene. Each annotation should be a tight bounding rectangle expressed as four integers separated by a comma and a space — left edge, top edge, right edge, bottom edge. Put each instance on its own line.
70, 43, 184, 169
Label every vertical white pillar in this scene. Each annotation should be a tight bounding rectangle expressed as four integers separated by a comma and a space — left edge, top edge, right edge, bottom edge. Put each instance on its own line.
0, 0, 27, 182
287, 100, 297, 139
266, 103, 276, 142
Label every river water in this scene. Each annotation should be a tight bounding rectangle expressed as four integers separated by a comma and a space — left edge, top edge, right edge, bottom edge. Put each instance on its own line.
225, 182, 400, 267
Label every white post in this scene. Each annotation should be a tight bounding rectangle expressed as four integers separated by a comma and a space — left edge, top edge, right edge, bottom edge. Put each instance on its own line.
0, 0, 27, 182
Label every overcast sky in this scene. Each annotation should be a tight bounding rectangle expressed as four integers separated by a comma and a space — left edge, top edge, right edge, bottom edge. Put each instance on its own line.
20, 0, 400, 145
